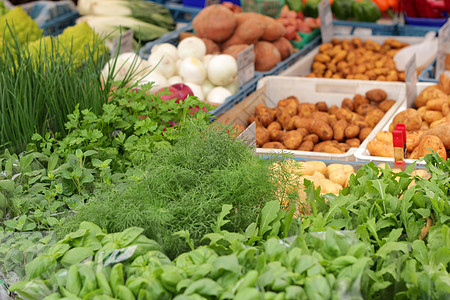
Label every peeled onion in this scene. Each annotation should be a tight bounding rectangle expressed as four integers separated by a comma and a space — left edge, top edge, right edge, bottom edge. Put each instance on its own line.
177, 37, 206, 60
101, 52, 148, 83
151, 43, 178, 61
139, 71, 168, 93
179, 57, 206, 85
168, 75, 183, 85
225, 80, 238, 94
207, 54, 238, 86
201, 80, 215, 97
147, 52, 176, 78
184, 82, 204, 100
207, 86, 231, 105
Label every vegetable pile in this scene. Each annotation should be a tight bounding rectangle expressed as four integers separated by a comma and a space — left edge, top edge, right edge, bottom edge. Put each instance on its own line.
367, 73, 450, 159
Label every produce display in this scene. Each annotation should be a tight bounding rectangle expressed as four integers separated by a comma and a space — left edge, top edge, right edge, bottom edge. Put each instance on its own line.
1, 2, 449, 300
367, 73, 450, 159
307, 37, 409, 81
0, 0, 8, 16
191, 4, 295, 72
240, 88, 394, 153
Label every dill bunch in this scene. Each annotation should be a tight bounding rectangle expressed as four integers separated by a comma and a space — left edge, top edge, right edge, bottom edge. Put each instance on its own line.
61, 122, 299, 258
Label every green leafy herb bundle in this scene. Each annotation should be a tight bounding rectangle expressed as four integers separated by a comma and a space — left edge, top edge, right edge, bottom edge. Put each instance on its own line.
61, 123, 300, 258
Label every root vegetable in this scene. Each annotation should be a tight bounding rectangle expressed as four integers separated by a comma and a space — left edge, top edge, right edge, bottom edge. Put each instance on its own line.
206, 86, 232, 105
254, 41, 282, 72
193, 4, 237, 42
207, 54, 238, 86
179, 57, 206, 85
177, 36, 207, 60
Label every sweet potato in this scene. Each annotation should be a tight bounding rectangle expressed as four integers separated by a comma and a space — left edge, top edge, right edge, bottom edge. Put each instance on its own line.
260, 16, 286, 41
410, 135, 447, 160
222, 18, 265, 49
193, 4, 237, 42
254, 41, 282, 72
367, 140, 394, 157
223, 44, 250, 60
391, 109, 422, 131
201, 38, 220, 54
272, 37, 295, 60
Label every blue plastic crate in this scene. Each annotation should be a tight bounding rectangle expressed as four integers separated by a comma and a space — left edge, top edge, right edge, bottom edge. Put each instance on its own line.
41, 11, 79, 36
182, 0, 241, 8
332, 20, 440, 37
405, 14, 448, 27
419, 59, 439, 83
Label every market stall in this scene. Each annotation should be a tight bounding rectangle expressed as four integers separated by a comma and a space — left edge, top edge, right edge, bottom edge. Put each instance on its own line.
0, 1, 449, 299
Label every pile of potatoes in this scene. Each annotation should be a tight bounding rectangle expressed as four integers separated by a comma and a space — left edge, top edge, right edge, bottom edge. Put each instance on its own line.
306, 38, 409, 81
367, 74, 450, 160
244, 88, 394, 153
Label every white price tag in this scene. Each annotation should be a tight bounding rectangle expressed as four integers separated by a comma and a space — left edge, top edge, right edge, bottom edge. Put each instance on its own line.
318, 0, 334, 43
237, 44, 255, 88
238, 122, 256, 148
405, 54, 417, 108
436, 19, 450, 78
112, 30, 134, 55
204, 0, 220, 6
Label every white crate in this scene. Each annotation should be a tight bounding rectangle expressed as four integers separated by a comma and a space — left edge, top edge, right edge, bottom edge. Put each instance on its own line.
354, 82, 435, 164
218, 76, 407, 161
279, 35, 427, 77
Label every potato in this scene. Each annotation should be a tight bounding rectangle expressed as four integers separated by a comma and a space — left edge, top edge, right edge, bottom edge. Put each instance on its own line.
231, 124, 246, 135
359, 127, 373, 141
391, 109, 422, 131
365, 108, 385, 128
425, 98, 448, 111
335, 108, 353, 121
421, 121, 450, 148
278, 96, 299, 116
311, 111, 330, 124
254, 41, 282, 72
328, 105, 339, 115
315, 53, 331, 63
333, 119, 349, 143
367, 140, 394, 157
356, 103, 377, 116
201, 38, 221, 54
410, 135, 447, 160
341, 98, 354, 111
267, 121, 281, 131
297, 140, 314, 151
282, 130, 303, 150
337, 143, 351, 152
262, 142, 286, 149
415, 86, 448, 108
256, 126, 270, 146
366, 89, 387, 102
375, 131, 393, 145
301, 161, 327, 175
437, 73, 450, 94
328, 114, 338, 126
297, 127, 309, 137
406, 131, 422, 152
298, 103, 317, 117
378, 99, 396, 112
314, 141, 344, 153
423, 110, 444, 124
346, 138, 361, 147
315, 101, 328, 112
308, 119, 334, 140
430, 117, 450, 128
303, 134, 320, 144
248, 115, 261, 126
277, 110, 295, 130
345, 124, 360, 139
353, 94, 370, 108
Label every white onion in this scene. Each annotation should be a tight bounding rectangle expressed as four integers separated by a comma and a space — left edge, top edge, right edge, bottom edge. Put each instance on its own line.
177, 37, 206, 60
184, 82, 204, 100
147, 52, 176, 78
207, 86, 231, 105
225, 80, 238, 95
179, 57, 206, 85
203, 54, 214, 70
168, 75, 184, 85
151, 43, 178, 61
201, 80, 215, 97
175, 59, 182, 74
207, 54, 238, 86
101, 52, 147, 83
139, 71, 169, 93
